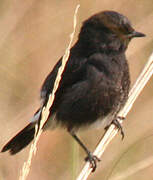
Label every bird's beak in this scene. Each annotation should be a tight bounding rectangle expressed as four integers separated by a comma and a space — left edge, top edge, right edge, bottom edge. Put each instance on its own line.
128, 31, 146, 38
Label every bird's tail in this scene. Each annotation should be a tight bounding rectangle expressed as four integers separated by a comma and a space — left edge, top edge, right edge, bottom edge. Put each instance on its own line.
1, 109, 42, 155
1, 123, 36, 155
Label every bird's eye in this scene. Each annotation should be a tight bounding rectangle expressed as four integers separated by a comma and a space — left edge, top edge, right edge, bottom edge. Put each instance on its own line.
123, 23, 133, 34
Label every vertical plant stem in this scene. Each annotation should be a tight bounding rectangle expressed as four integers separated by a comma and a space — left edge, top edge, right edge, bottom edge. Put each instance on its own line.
19, 4, 80, 180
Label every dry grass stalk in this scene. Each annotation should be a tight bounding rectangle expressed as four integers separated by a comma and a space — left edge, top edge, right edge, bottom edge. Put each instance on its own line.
77, 52, 153, 180
19, 4, 80, 180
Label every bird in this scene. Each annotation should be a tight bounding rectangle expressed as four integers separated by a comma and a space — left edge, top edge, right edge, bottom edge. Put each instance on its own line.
1, 10, 145, 172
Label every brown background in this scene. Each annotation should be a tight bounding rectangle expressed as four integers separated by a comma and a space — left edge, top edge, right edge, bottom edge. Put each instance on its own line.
0, 0, 153, 180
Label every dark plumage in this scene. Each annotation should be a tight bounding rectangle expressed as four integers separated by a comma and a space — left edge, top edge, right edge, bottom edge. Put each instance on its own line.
1, 10, 145, 171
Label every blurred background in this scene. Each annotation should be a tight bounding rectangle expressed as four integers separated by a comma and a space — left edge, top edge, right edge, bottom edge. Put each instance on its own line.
0, 0, 153, 180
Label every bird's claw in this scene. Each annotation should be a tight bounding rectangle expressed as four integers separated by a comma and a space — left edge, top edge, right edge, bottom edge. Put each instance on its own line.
85, 152, 101, 172
112, 116, 125, 139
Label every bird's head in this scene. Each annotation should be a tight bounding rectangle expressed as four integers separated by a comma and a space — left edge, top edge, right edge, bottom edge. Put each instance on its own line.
79, 11, 145, 54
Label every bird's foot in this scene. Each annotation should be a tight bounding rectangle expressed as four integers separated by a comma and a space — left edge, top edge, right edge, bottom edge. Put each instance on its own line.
112, 116, 125, 139
85, 152, 101, 172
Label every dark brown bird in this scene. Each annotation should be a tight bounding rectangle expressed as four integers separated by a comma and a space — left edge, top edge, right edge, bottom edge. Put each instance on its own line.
1, 10, 145, 172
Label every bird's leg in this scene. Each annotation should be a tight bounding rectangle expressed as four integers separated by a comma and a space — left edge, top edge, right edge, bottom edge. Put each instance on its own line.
105, 116, 125, 139
68, 130, 100, 172
112, 116, 125, 139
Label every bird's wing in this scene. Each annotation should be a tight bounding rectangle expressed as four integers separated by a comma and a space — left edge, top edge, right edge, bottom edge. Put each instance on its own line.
40, 55, 87, 111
